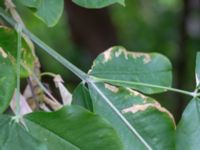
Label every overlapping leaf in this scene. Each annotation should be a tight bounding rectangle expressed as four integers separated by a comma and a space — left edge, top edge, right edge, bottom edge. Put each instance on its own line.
0, 115, 47, 150
25, 105, 124, 150
176, 98, 200, 150
72, 0, 125, 8
0, 52, 15, 113
89, 83, 175, 150
73, 83, 93, 111
89, 46, 172, 94
19, 0, 64, 27
0, 26, 35, 77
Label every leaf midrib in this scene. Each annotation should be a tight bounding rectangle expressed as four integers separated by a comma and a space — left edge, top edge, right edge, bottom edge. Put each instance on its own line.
91, 69, 171, 76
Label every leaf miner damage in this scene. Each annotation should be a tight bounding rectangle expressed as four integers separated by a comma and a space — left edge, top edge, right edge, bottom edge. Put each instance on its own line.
104, 83, 119, 93
0, 47, 8, 58
103, 47, 113, 63
122, 101, 175, 125
127, 88, 148, 101
103, 47, 151, 64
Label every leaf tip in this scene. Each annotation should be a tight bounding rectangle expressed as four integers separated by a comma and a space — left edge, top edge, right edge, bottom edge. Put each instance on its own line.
118, 0, 126, 7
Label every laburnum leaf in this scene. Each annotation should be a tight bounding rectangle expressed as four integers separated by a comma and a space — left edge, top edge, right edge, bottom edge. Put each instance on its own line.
73, 83, 93, 111
72, 0, 125, 8
88, 83, 175, 150
89, 46, 172, 94
0, 115, 47, 150
19, 0, 64, 27
25, 105, 124, 150
0, 50, 16, 113
176, 98, 200, 150
0, 26, 35, 78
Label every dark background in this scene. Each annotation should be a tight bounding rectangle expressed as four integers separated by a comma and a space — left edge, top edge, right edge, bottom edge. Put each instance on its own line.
18, 0, 200, 122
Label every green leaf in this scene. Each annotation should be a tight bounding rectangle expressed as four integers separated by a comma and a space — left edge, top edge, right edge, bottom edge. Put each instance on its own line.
73, 83, 93, 111
0, 52, 16, 113
88, 83, 175, 150
25, 105, 124, 150
0, 115, 47, 150
195, 52, 200, 88
19, 0, 64, 27
0, 26, 35, 78
72, 0, 125, 8
89, 46, 172, 94
176, 98, 200, 150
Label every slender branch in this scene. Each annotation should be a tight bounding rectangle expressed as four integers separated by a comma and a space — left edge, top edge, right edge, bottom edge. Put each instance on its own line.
92, 76, 195, 97
4, 0, 25, 26
15, 23, 22, 118
27, 78, 40, 110
43, 96, 62, 111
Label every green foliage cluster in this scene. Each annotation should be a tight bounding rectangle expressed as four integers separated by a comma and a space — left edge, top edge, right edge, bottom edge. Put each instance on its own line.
0, 0, 199, 149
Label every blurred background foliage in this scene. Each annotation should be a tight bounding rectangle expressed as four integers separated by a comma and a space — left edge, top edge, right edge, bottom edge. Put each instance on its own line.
16, 0, 200, 121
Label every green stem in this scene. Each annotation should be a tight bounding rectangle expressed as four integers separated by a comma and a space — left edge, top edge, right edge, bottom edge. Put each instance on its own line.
40, 72, 57, 78
15, 23, 22, 118
92, 76, 195, 97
